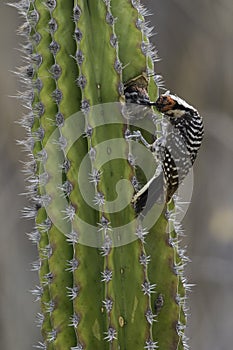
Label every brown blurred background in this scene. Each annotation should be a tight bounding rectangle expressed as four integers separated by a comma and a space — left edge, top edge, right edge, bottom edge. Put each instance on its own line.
1, 1, 233, 349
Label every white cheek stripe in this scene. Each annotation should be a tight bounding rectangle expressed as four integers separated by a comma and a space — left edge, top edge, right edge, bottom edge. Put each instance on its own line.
166, 109, 185, 118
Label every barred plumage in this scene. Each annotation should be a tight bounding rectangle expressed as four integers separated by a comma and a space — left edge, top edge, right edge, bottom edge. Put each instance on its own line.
125, 85, 204, 214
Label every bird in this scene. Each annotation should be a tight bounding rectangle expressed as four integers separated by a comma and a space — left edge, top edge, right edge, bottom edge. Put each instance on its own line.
125, 86, 204, 215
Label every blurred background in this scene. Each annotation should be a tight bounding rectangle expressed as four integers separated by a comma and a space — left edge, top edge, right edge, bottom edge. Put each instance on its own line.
0, 1, 233, 349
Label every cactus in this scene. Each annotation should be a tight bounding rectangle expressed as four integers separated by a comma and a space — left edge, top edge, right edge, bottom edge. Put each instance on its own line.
14, 0, 189, 349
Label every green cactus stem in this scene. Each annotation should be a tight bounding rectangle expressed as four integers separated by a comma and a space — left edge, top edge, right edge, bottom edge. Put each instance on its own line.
14, 0, 189, 349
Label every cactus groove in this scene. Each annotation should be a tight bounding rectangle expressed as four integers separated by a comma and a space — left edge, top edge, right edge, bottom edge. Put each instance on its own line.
14, 0, 189, 349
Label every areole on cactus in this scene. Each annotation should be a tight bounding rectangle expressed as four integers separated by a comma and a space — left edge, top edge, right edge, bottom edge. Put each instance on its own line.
14, 0, 190, 349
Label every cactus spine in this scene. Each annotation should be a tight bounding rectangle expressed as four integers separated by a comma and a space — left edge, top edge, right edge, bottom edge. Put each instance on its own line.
15, 0, 189, 349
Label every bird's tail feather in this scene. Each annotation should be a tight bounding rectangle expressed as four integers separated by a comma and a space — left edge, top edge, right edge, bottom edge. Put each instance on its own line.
134, 173, 165, 215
